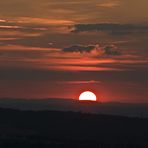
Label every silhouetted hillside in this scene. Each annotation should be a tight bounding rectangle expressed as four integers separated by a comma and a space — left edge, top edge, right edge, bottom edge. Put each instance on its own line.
0, 98, 148, 117
0, 108, 148, 148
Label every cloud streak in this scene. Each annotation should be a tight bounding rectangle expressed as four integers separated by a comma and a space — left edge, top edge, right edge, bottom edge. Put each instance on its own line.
62, 44, 121, 56
72, 23, 148, 35
97, 1, 121, 8
62, 45, 95, 53
56, 80, 101, 84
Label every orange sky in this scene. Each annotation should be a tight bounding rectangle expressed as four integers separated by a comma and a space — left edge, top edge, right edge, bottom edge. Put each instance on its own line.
0, 0, 148, 102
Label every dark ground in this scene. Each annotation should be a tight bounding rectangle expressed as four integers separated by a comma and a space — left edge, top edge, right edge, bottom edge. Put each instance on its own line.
0, 108, 148, 148
1, 98, 148, 118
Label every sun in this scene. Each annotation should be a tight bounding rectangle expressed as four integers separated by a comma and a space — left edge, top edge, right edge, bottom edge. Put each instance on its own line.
79, 91, 97, 101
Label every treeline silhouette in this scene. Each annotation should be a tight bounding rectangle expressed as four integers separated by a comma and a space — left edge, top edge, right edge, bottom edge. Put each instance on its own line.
0, 108, 148, 148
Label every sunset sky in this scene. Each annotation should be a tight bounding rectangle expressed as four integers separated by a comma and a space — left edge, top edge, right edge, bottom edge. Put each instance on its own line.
0, 0, 148, 102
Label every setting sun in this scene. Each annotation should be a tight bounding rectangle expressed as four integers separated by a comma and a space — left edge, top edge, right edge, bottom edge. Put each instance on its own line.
79, 91, 97, 101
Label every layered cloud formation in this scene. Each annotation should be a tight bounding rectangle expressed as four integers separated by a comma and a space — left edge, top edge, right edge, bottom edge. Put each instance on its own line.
62, 44, 121, 56
0, 0, 148, 102
72, 23, 148, 35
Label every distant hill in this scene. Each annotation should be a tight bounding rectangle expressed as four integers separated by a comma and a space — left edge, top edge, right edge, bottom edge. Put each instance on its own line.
0, 108, 148, 148
0, 98, 148, 117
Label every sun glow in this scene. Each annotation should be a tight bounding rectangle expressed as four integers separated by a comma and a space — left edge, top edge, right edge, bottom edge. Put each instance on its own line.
79, 91, 97, 101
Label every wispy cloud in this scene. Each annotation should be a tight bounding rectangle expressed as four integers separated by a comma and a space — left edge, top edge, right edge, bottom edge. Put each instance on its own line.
0, 19, 6, 22
97, 1, 121, 8
0, 25, 23, 29
56, 80, 101, 84
12, 17, 74, 25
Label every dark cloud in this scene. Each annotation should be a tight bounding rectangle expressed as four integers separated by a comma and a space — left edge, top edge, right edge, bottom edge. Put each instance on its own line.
62, 44, 121, 56
72, 23, 148, 35
62, 45, 95, 53
104, 45, 121, 56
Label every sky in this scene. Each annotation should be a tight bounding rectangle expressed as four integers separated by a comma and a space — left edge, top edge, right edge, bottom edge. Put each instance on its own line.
0, 0, 148, 102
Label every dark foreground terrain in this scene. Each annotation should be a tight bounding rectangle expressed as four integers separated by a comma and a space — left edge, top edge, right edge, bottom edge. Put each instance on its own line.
1, 98, 148, 117
0, 108, 148, 148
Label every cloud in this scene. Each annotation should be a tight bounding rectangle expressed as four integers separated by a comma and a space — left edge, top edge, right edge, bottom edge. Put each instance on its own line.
11, 17, 74, 25
72, 23, 148, 35
0, 17, 75, 49
0, 17, 73, 37
62, 45, 95, 53
56, 80, 101, 84
97, 1, 120, 8
104, 45, 121, 56
62, 44, 121, 56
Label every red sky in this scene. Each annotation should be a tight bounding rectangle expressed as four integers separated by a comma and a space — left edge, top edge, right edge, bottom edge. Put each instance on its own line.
0, 0, 148, 102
